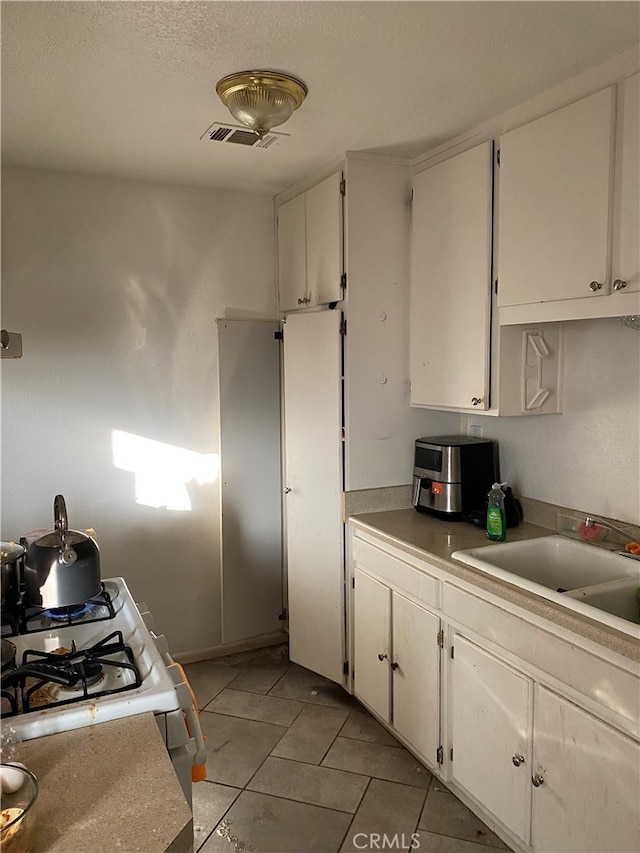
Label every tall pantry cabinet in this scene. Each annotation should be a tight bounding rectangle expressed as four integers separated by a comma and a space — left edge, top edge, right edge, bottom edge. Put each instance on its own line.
277, 157, 458, 684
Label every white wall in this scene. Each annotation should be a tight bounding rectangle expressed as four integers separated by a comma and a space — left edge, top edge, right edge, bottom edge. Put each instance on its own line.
469, 319, 640, 523
1, 165, 275, 655
345, 155, 460, 490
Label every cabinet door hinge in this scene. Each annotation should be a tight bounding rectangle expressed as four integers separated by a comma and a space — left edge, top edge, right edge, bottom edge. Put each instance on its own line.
274, 330, 284, 341
343, 660, 349, 676
278, 608, 288, 622
340, 317, 347, 336
450, 747, 454, 760
340, 178, 346, 195
496, 148, 500, 167
494, 279, 498, 295
436, 746, 444, 765
437, 630, 444, 648
351, 576, 355, 588
451, 645, 455, 659
341, 272, 347, 290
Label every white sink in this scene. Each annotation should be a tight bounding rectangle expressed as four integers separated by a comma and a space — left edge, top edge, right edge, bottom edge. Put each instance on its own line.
565, 577, 640, 625
452, 535, 638, 592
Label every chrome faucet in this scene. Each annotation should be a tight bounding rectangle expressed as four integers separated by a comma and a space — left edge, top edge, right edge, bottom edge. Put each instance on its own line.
584, 516, 640, 560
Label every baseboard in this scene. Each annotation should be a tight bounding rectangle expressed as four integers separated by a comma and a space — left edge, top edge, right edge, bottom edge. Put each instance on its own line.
173, 630, 288, 665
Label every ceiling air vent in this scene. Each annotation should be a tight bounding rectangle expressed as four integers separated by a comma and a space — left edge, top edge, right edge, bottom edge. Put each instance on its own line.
200, 122, 288, 149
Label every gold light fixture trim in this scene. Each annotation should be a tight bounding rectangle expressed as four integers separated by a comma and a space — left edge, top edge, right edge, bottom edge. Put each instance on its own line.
216, 70, 308, 139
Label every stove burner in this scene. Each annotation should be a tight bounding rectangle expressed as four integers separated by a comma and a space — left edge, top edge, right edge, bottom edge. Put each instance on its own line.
0, 583, 117, 638
59, 658, 103, 691
42, 602, 95, 621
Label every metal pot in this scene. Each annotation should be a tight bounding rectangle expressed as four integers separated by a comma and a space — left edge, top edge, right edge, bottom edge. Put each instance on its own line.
24, 495, 101, 608
1, 541, 25, 607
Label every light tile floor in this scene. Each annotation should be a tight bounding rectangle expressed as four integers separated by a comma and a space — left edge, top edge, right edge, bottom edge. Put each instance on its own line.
185, 645, 511, 853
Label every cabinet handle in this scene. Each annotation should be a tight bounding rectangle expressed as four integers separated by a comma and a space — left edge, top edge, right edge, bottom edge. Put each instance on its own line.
613, 279, 627, 291
297, 296, 311, 305
589, 281, 603, 292
377, 653, 388, 662
283, 487, 292, 494
512, 754, 525, 767
531, 773, 545, 787
390, 661, 399, 671
471, 397, 482, 407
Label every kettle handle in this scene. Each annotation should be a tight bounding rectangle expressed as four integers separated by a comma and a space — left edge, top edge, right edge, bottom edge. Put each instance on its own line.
54, 495, 68, 542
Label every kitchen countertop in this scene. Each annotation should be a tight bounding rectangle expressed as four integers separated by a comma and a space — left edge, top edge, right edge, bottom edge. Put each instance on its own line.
18, 712, 193, 853
349, 509, 640, 663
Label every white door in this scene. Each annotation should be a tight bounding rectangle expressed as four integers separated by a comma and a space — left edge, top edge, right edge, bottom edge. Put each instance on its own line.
450, 634, 532, 843
392, 593, 440, 764
410, 142, 493, 410
612, 72, 639, 294
283, 310, 344, 684
306, 172, 344, 307
278, 193, 307, 312
498, 87, 614, 307
353, 568, 391, 722
532, 686, 640, 853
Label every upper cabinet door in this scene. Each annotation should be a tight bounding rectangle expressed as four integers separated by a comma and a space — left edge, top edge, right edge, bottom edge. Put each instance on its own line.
306, 172, 344, 307
410, 141, 493, 411
612, 73, 639, 295
498, 87, 614, 307
277, 192, 307, 312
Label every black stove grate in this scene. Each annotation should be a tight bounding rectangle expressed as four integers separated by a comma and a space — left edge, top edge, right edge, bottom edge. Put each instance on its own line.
1, 630, 142, 717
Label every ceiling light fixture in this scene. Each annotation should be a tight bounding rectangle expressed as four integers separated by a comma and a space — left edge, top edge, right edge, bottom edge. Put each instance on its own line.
215, 70, 307, 139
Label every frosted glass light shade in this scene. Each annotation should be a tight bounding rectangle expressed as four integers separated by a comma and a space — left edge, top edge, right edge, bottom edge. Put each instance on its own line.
216, 71, 307, 138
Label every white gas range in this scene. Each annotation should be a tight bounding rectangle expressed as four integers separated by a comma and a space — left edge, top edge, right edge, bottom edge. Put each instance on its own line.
1, 577, 206, 807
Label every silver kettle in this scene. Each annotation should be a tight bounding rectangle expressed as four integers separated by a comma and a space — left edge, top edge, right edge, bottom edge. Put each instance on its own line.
24, 495, 101, 608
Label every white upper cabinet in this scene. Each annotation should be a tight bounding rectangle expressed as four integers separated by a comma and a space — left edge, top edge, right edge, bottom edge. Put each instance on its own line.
306, 172, 344, 307
498, 87, 614, 309
410, 141, 493, 411
277, 193, 307, 313
612, 72, 639, 296
498, 79, 640, 323
277, 171, 344, 312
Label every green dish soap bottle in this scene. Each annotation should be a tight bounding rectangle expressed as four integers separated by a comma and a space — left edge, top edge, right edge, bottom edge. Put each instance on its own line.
486, 483, 507, 541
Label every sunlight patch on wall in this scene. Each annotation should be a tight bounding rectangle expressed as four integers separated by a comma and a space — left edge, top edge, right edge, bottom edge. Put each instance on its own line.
112, 430, 219, 511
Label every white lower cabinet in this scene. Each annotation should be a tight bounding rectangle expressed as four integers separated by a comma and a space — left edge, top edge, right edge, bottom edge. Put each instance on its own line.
449, 634, 533, 843
353, 565, 441, 765
353, 568, 392, 722
448, 631, 640, 852
531, 686, 640, 853
348, 526, 640, 853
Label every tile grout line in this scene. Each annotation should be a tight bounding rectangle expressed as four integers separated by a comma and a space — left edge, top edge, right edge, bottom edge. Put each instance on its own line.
335, 776, 374, 853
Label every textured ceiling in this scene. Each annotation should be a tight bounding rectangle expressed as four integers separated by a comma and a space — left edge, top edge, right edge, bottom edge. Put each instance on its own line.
2, 1, 639, 194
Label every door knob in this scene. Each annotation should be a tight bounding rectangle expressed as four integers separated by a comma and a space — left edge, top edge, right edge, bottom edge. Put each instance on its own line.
531, 773, 545, 787
589, 281, 603, 292
512, 754, 525, 767
613, 279, 627, 291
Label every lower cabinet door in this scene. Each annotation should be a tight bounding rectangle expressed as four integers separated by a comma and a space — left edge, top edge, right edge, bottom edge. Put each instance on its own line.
532, 686, 640, 853
450, 634, 532, 843
353, 568, 391, 722
392, 592, 440, 764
